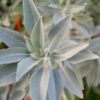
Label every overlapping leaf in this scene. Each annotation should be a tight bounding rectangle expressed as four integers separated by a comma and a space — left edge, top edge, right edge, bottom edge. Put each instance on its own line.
0, 0, 100, 100
0, 47, 29, 64
0, 64, 17, 87
23, 0, 40, 34
0, 27, 25, 47
16, 57, 40, 81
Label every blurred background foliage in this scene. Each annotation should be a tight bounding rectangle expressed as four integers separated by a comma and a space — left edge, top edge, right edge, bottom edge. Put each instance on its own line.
0, 0, 100, 100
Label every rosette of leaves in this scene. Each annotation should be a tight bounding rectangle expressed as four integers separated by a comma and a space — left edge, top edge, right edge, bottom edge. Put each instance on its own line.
0, 0, 99, 100
37, 0, 95, 39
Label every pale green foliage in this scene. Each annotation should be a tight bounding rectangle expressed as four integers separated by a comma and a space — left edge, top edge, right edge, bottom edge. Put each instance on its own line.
38, 0, 95, 38
0, 64, 16, 87
0, 0, 100, 100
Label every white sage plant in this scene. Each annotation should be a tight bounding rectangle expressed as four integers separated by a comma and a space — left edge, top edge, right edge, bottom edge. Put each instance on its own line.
0, 0, 100, 100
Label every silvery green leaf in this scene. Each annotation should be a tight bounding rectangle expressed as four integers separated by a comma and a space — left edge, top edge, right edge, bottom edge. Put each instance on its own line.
69, 50, 99, 64
54, 69, 63, 100
86, 60, 97, 87
48, 69, 63, 100
88, 38, 100, 52
0, 72, 16, 87
48, 69, 56, 100
0, 27, 25, 47
30, 69, 42, 100
40, 67, 50, 100
54, 43, 89, 61
49, 16, 71, 41
53, 13, 66, 25
72, 15, 95, 37
31, 18, 45, 50
78, 61, 93, 77
24, 36, 34, 52
0, 47, 29, 64
72, 21, 90, 37
53, 40, 77, 53
62, 63, 83, 90
59, 66, 83, 98
29, 61, 43, 76
65, 62, 84, 89
0, 87, 8, 100
75, 13, 92, 22
0, 64, 16, 87
70, 4, 86, 14
38, 5, 60, 16
23, 0, 40, 34
55, 40, 77, 52
15, 74, 30, 89
48, 17, 72, 51
16, 57, 40, 81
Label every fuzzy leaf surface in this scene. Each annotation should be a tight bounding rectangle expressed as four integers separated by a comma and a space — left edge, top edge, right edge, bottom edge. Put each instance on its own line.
0, 47, 29, 64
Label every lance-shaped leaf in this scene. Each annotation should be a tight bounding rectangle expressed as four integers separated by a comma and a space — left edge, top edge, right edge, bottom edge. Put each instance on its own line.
48, 69, 56, 100
0, 64, 17, 87
73, 15, 95, 36
0, 47, 29, 64
30, 69, 42, 100
48, 16, 72, 49
54, 69, 63, 100
72, 21, 90, 37
49, 16, 71, 39
31, 18, 45, 50
64, 62, 84, 89
69, 50, 99, 64
54, 43, 89, 61
78, 61, 94, 77
59, 65, 83, 98
70, 4, 86, 14
53, 13, 66, 25
16, 57, 40, 81
38, 5, 60, 16
86, 60, 98, 87
63, 63, 83, 90
0, 27, 25, 47
48, 69, 63, 100
23, 0, 40, 34
53, 40, 77, 53
88, 38, 100, 52
24, 36, 34, 52
40, 67, 50, 100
